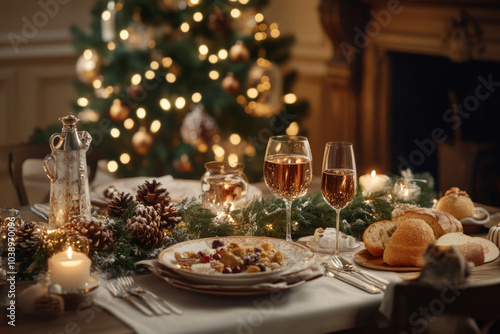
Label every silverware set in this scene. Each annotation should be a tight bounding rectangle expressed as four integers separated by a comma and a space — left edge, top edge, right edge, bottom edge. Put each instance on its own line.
322, 255, 390, 294
107, 276, 183, 316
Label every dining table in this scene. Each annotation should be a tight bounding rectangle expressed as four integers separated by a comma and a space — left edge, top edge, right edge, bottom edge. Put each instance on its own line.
2, 178, 500, 334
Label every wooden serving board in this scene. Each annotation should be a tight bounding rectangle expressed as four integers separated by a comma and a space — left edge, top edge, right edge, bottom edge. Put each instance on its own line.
353, 238, 499, 272
353, 249, 422, 272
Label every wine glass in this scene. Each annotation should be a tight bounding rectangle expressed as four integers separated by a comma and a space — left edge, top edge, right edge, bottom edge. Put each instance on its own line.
321, 142, 357, 254
264, 135, 312, 241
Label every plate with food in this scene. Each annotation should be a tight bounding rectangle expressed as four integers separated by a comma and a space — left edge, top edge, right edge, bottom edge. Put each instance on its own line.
158, 236, 315, 285
353, 206, 499, 271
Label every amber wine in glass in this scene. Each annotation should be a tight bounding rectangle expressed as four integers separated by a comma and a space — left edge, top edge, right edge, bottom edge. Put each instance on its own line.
321, 142, 357, 254
264, 136, 312, 241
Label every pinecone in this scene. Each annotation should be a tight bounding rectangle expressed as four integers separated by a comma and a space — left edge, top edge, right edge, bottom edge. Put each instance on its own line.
15, 220, 42, 254
136, 180, 171, 207
104, 185, 118, 200
63, 216, 115, 252
126, 205, 164, 248
108, 192, 134, 217
154, 203, 182, 229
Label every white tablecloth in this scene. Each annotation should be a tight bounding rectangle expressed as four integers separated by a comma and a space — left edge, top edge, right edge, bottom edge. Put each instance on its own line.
93, 265, 402, 334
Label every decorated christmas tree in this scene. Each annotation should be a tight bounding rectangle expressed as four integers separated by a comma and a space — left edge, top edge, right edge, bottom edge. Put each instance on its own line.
32, 0, 308, 182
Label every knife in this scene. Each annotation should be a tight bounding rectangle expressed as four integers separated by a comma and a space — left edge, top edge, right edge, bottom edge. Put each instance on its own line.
322, 263, 381, 294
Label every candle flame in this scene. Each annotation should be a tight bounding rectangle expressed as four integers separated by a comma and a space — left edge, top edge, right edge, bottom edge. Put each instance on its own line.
67, 246, 73, 260
371, 170, 376, 178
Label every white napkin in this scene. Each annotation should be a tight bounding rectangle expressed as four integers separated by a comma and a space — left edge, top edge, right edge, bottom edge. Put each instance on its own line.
92, 263, 402, 334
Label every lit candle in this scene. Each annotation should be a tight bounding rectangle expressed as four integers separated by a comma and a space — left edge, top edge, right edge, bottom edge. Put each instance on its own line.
359, 170, 390, 195
48, 247, 91, 291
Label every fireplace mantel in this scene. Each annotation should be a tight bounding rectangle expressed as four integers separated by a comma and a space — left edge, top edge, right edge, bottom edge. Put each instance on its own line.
319, 0, 500, 174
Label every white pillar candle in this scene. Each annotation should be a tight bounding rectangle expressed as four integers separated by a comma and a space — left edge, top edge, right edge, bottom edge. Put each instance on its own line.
359, 170, 390, 195
48, 247, 91, 292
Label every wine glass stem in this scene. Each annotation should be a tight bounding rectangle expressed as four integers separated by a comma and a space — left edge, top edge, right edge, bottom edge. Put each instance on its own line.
285, 200, 293, 242
335, 209, 341, 255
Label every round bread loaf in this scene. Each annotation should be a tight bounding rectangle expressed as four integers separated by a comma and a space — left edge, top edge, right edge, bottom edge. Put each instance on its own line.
363, 220, 397, 257
394, 208, 462, 239
383, 218, 435, 267
436, 187, 475, 220
435, 232, 485, 266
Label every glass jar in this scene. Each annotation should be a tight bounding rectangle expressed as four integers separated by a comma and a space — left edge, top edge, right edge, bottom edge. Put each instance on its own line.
201, 162, 249, 215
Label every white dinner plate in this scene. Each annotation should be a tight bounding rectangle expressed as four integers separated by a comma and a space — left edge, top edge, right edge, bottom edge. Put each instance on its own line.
91, 175, 262, 204
158, 236, 316, 286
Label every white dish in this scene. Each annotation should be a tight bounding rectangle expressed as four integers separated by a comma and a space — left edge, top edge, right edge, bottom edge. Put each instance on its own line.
158, 236, 316, 286
460, 207, 490, 226
91, 175, 262, 204
302, 235, 361, 254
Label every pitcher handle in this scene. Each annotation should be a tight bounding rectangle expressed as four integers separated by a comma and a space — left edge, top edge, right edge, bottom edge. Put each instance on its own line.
43, 154, 57, 182
49, 133, 63, 152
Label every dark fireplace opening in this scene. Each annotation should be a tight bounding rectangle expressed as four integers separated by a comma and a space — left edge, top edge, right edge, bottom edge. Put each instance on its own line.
389, 52, 500, 205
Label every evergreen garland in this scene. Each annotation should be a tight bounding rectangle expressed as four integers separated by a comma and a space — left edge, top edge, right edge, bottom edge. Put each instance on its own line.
17, 171, 436, 280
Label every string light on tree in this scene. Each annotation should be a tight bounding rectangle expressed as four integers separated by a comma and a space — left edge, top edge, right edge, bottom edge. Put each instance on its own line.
160, 98, 171, 111
75, 49, 100, 84
120, 153, 131, 164
150, 120, 161, 133
124, 118, 134, 129
77, 97, 89, 107
107, 160, 118, 173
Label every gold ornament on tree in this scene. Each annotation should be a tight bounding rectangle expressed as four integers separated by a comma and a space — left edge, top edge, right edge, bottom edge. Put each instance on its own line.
222, 73, 241, 96
126, 84, 145, 101
132, 127, 154, 155
76, 49, 101, 84
208, 7, 230, 34
109, 99, 131, 122
229, 41, 250, 63
180, 105, 219, 148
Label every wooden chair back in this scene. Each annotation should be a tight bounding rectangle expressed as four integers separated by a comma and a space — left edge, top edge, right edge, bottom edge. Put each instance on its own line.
391, 278, 500, 333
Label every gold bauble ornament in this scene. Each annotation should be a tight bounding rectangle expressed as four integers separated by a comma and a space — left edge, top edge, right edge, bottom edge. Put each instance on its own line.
229, 41, 250, 63
132, 127, 154, 155
246, 60, 284, 117
222, 73, 241, 96
109, 99, 130, 122
76, 49, 100, 84
126, 84, 145, 101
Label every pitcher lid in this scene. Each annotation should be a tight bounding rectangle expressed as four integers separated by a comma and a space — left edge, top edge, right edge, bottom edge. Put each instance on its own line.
60, 114, 79, 129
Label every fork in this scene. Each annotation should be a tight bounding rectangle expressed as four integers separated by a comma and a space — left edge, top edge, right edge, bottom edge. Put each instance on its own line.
331, 255, 388, 291
107, 282, 154, 316
119, 276, 183, 315
117, 277, 165, 315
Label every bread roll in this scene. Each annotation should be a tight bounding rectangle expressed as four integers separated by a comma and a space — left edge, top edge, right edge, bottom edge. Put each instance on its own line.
435, 232, 485, 266
363, 220, 397, 257
436, 187, 475, 220
394, 208, 462, 239
383, 219, 435, 267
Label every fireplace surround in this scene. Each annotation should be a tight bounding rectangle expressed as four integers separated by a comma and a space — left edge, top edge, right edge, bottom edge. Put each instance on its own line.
319, 0, 500, 203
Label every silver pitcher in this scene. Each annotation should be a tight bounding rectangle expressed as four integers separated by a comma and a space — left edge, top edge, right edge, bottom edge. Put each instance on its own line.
43, 115, 92, 229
